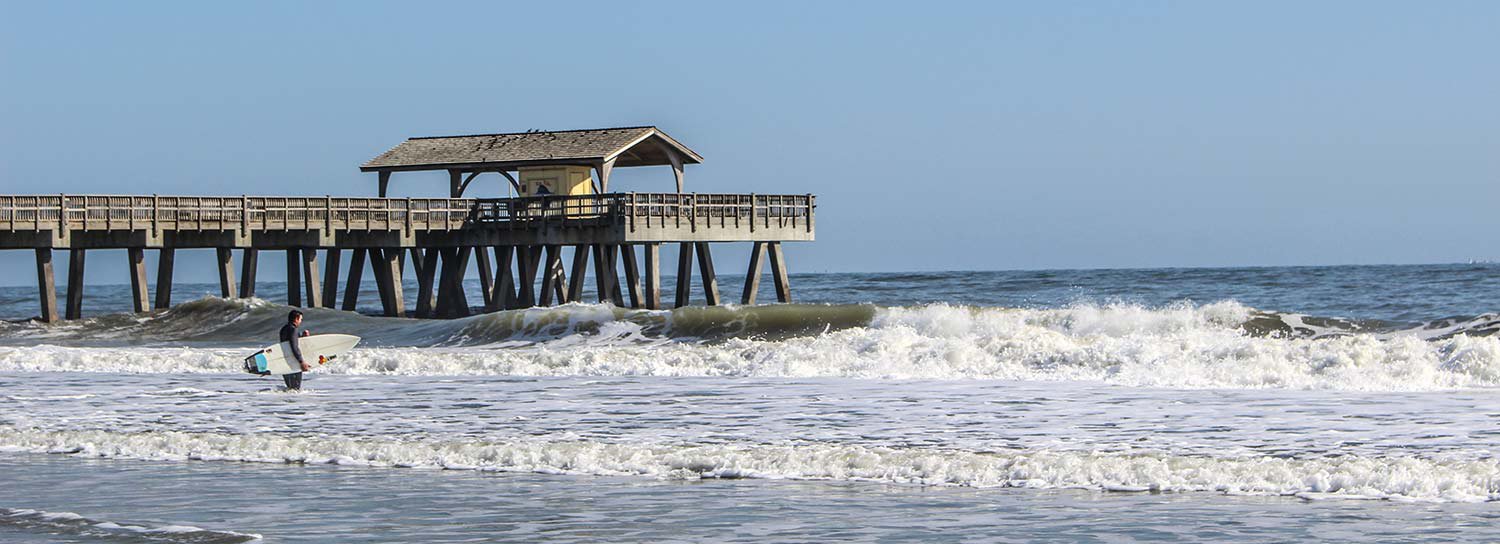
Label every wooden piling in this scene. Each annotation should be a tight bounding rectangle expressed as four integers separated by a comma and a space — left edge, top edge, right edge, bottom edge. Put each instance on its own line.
767, 241, 791, 303
515, 246, 538, 308
488, 246, 515, 312
239, 249, 258, 298
449, 246, 472, 317
216, 247, 236, 298
549, 247, 568, 305
415, 248, 439, 317
642, 243, 661, 310
128, 247, 149, 313
476, 246, 495, 308
154, 248, 175, 310
65, 249, 85, 320
321, 249, 340, 308
284, 249, 301, 306
675, 242, 693, 308
620, 244, 642, 309
742, 242, 766, 305
302, 248, 322, 308
566, 244, 589, 303
540, 245, 564, 306
695, 242, 720, 306
591, 245, 614, 305
373, 248, 404, 317
34, 248, 58, 323
342, 248, 365, 311
383, 248, 406, 316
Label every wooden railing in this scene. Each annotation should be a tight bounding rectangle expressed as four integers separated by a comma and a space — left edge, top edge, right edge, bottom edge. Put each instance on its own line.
0, 193, 815, 233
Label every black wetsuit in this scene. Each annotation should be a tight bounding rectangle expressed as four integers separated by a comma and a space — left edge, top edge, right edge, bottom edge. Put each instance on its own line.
279, 323, 304, 390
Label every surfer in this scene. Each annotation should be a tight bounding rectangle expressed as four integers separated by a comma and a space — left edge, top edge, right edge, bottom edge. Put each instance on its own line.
279, 310, 312, 390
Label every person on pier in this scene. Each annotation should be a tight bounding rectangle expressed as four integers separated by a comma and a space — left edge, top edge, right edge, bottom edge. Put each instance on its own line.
279, 310, 312, 390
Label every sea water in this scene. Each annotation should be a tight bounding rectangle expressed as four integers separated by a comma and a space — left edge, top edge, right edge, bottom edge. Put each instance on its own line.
4, 264, 1500, 542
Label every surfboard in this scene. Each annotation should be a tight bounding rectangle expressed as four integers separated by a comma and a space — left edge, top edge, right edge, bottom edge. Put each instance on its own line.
242, 334, 361, 376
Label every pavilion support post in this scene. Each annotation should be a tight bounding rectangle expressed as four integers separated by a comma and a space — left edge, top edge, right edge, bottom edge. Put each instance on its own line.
674, 242, 694, 308
302, 248, 322, 308
566, 244, 589, 303
65, 249, 85, 320
321, 248, 340, 309
342, 248, 366, 311
415, 248, 440, 318
285, 249, 302, 306
377, 170, 392, 198
35, 248, 58, 323
448, 169, 463, 198
128, 247, 150, 313
489, 245, 516, 312
540, 245, 565, 306
516, 246, 540, 308
642, 243, 661, 310
216, 247, 236, 299
476, 246, 495, 308
239, 249, 258, 298
154, 248, 175, 310
742, 242, 767, 305
767, 242, 791, 303
620, 245, 642, 309
695, 242, 720, 306
374, 248, 405, 317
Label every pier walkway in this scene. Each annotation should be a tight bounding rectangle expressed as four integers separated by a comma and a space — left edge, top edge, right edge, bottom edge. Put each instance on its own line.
0, 192, 814, 322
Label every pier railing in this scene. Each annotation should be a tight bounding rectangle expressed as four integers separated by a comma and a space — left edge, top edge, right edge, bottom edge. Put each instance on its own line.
0, 193, 815, 233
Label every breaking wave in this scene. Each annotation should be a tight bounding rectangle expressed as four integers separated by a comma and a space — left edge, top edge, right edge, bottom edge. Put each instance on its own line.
3, 428, 1496, 503
3, 299, 1500, 390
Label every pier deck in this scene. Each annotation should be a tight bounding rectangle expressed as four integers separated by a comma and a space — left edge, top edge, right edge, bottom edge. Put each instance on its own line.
1, 193, 813, 321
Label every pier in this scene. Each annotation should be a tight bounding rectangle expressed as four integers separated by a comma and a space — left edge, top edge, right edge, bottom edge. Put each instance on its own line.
0, 127, 815, 322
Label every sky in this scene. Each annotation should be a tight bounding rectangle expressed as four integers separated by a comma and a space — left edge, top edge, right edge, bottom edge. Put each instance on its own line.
1, 1, 1497, 285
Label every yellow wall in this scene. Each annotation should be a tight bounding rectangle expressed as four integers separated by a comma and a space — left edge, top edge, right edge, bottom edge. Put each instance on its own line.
517, 166, 595, 197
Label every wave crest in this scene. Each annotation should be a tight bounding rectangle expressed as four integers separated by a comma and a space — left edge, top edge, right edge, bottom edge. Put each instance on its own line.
4, 427, 1495, 503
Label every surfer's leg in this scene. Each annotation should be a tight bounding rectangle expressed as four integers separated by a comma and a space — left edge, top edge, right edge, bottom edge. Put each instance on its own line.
283, 372, 302, 390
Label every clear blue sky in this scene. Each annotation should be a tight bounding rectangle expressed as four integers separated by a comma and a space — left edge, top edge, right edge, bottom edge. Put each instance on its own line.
1, 1, 1497, 285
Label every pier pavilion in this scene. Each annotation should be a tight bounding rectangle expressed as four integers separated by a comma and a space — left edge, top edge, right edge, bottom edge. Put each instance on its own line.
0, 126, 815, 322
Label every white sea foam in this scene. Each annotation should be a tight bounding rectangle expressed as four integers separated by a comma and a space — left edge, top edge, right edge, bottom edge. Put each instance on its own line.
3, 302, 1499, 390
3, 428, 1495, 503
0, 506, 261, 542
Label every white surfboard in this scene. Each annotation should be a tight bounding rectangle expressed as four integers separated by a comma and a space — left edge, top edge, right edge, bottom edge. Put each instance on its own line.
243, 334, 361, 376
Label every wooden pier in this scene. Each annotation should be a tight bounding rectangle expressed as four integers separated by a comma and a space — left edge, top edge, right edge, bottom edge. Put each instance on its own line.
0, 126, 816, 322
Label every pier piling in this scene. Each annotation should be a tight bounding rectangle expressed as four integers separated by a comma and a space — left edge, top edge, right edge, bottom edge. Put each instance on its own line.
742, 242, 765, 305
285, 249, 301, 307
239, 249, 258, 298
65, 249, 85, 320
695, 242, 720, 306
216, 247, 236, 298
127, 248, 149, 313
34, 248, 58, 323
154, 248, 175, 310
320, 249, 339, 309
643, 243, 661, 310
675, 242, 694, 308
341, 248, 366, 311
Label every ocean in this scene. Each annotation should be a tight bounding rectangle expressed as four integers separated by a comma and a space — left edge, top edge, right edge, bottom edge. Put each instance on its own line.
4, 263, 1500, 542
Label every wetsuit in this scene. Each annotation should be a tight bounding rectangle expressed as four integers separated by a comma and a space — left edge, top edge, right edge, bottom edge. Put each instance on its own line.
279, 323, 304, 390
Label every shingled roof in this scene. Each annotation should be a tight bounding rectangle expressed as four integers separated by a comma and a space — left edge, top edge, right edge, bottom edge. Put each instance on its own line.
361, 126, 703, 172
